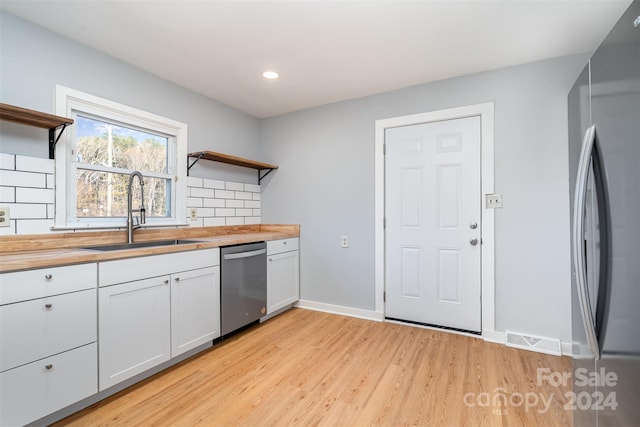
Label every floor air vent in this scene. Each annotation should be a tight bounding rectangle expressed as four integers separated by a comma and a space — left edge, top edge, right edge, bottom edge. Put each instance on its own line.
505, 331, 561, 356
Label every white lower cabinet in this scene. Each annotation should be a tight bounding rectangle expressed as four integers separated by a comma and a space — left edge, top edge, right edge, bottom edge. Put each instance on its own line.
0, 343, 98, 427
0, 264, 97, 426
171, 266, 220, 357
98, 248, 220, 390
267, 238, 300, 314
98, 276, 171, 391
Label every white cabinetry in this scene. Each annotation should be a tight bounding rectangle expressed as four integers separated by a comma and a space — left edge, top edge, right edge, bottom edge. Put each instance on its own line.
98, 248, 219, 390
98, 275, 171, 391
0, 264, 97, 427
267, 238, 300, 314
171, 266, 220, 357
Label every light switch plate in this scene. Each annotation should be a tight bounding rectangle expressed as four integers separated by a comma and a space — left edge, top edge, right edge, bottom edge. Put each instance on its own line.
485, 194, 503, 209
189, 208, 197, 220
0, 207, 10, 227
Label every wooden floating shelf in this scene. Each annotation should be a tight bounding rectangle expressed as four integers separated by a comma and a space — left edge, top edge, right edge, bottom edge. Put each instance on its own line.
0, 102, 74, 159
187, 150, 278, 183
0, 103, 73, 129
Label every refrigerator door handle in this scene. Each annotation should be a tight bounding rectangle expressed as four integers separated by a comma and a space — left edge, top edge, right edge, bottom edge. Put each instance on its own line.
572, 124, 601, 360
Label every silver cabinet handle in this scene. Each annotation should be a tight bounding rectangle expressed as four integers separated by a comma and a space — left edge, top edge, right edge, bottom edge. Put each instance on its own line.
269, 258, 273, 262
163, 279, 169, 284
45, 274, 52, 280
572, 124, 600, 360
469, 222, 478, 229
174, 277, 180, 282
223, 248, 267, 260
469, 238, 478, 246
45, 364, 53, 370
45, 303, 52, 309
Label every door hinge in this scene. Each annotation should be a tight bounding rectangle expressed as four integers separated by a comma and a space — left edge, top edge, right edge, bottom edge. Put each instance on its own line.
383, 217, 386, 229
383, 143, 386, 155
383, 291, 386, 302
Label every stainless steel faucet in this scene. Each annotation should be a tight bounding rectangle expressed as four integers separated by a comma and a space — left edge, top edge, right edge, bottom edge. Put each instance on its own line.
127, 171, 146, 244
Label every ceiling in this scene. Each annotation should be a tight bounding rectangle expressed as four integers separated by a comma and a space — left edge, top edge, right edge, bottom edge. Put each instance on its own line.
0, 1, 631, 118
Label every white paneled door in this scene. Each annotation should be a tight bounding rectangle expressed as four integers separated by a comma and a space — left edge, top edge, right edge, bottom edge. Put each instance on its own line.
385, 116, 481, 332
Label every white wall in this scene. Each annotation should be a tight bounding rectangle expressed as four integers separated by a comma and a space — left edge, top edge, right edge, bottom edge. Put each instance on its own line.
259, 54, 590, 342
0, 12, 260, 184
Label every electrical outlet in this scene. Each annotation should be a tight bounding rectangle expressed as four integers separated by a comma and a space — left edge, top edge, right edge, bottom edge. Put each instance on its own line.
485, 193, 503, 209
189, 208, 197, 220
0, 207, 10, 227
341, 235, 349, 248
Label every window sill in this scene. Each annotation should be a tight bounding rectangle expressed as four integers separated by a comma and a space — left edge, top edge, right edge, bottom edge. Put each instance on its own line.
51, 223, 190, 232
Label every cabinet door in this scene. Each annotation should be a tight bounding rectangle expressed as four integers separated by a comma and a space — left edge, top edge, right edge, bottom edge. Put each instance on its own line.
0, 289, 96, 372
99, 277, 171, 391
171, 266, 220, 357
267, 250, 300, 314
0, 343, 97, 427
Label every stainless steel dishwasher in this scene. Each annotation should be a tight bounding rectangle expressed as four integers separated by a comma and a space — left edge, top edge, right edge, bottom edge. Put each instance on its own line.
220, 241, 267, 336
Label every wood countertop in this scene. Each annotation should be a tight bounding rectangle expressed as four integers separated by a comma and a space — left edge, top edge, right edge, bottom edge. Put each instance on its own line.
0, 225, 299, 273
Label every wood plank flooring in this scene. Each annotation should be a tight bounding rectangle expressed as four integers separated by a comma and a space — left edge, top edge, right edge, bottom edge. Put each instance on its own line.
54, 309, 573, 426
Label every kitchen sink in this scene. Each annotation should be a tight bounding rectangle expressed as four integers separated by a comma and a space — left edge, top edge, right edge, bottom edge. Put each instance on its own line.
82, 239, 202, 251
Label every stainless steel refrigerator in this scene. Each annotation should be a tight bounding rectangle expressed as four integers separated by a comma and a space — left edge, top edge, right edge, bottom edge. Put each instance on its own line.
568, 1, 639, 425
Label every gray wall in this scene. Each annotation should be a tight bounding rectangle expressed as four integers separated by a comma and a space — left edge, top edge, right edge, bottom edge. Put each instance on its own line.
260, 54, 589, 342
0, 12, 260, 183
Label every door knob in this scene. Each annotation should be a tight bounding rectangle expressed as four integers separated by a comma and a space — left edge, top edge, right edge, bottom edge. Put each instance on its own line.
469, 238, 478, 246
469, 222, 478, 229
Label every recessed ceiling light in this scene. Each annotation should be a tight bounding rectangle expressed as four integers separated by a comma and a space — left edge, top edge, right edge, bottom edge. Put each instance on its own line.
262, 71, 279, 79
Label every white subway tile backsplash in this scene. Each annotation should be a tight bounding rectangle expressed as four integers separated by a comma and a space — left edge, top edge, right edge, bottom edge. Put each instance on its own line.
244, 200, 261, 209
186, 217, 204, 227
190, 187, 216, 198
5, 203, 47, 219
0, 153, 15, 170
203, 178, 225, 189
215, 208, 235, 217
187, 197, 203, 208
16, 219, 54, 234
236, 208, 253, 217
0, 170, 46, 188
0, 220, 16, 235
225, 181, 244, 191
244, 183, 260, 193
47, 204, 55, 219
203, 198, 225, 208
46, 174, 54, 189
0, 186, 15, 203
16, 187, 54, 204
16, 155, 54, 174
225, 217, 244, 226
215, 189, 235, 199
225, 199, 244, 208
252, 193, 261, 201
196, 207, 216, 217
203, 217, 226, 227
235, 191, 252, 200
253, 209, 261, 216
187, 176, 203, 188
245, 217, 261, 225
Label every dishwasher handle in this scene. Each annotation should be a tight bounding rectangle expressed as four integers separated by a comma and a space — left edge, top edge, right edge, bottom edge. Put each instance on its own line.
223, 248, 267, 260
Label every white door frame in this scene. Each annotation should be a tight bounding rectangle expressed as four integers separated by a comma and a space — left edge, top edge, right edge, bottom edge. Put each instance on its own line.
374, 102, 496, 338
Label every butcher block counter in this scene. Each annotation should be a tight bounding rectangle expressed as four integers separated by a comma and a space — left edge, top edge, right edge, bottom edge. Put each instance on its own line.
0, 224, 299, 273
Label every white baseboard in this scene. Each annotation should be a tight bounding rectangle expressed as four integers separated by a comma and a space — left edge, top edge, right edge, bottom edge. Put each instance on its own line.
295, 299, 384, 322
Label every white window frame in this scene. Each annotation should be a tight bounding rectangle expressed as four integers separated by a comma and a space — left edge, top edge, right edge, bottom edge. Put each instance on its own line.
55, 86, 187, 229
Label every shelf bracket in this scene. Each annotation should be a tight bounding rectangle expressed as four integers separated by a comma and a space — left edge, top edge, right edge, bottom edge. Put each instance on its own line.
187, 153, 205, 176
258, 168, 274, 184
48, 123, 70, 160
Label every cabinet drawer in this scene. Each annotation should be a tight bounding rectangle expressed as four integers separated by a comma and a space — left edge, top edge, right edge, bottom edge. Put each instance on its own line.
267, 238, 299, 255
0, 263, 97, 305
0, 343, 97, 427
98, 248, 219, 287
0, 289, 97, 372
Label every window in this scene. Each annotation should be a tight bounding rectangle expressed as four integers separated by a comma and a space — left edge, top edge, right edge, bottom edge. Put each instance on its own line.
55, 86, 187, 228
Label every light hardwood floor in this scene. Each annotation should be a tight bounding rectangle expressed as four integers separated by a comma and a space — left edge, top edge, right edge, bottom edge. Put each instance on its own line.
55, 309, 573, 426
